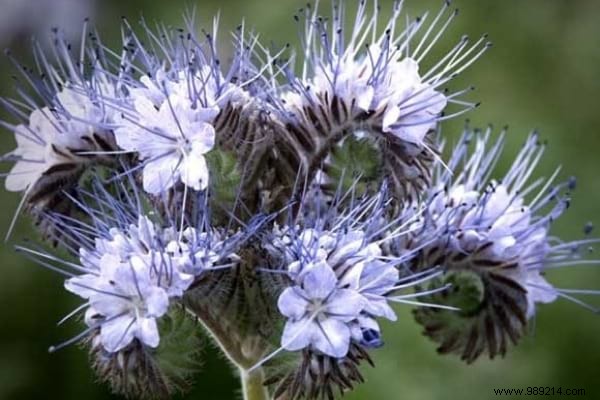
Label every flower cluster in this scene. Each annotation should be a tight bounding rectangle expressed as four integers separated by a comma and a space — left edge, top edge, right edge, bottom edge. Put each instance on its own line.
398, 129, 595, 362
256, 189, 455, 399
270, 1, 487, 200
1, 2, 598, 400
115, 65, 249, 194
275, 228, 396, 358
65, 216, 190, 351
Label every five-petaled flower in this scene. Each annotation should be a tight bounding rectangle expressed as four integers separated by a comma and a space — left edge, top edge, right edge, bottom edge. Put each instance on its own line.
278, 261, 365, 358
66, 254, 170, 352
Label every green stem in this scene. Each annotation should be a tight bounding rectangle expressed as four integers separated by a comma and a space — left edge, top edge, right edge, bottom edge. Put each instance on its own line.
186, 305, 248, 365
241, 367, 269, 400
186, 305, 271, 398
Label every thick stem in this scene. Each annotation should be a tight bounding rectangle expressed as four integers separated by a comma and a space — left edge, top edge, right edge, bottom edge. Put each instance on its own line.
185, 305, 271, 398
186, 305, 248, 366
241, 367, 270, 400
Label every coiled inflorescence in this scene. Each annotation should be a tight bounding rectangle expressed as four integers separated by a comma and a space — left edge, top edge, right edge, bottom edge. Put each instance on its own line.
399, 128, 598, 363
1, 1, 597, 400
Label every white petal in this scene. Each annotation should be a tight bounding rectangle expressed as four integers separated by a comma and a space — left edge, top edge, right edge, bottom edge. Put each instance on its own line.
100, 315, 136, 352
302, 262, 338, 300
64, 274, 102, 299
137, 317, 160, 348
278, 287, 309, 319
190, 125, 215, 153
4, 158, 44, 192
79, 248, 102, 270
527, 273, 558, 305
142, 154, 180, 194
134, 96, 165, 129
481, 185, 512, 222
325, 289, 364, 320
172, 271, 194, 295
144, 287, 169, 317
317, 233, 337, 252
356, 85, 374, 111
135, 216, 156, 246
359, 261, 398, 295
180, 152, 209, 191
287, 260, 303, 277
112, 260, 149, 297
328, 233, 364, 267
338, 263, 363, 290
114, 124, 142, 153
394, 58, 421, 86
363, 295, 397, 321
382, 105, 401, 131
138, 75, 166, 105
195, 106, 220, 122
98, 254, 125, 281
490, 235, 517, 256
313, 318, 351, 358
92, 294, 128, 317
389, 118, 433, 144
281, 318, 313, 351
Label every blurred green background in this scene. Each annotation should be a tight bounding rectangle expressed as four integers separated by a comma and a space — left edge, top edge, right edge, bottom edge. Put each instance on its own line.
1, 0, 599, 399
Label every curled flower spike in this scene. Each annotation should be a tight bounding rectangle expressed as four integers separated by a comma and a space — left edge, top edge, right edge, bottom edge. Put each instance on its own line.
14, 174, 255, 397
269, 0, 488, 200
403, 127, 600, 363
1, 16, 277, 232
14, 172, 224, 338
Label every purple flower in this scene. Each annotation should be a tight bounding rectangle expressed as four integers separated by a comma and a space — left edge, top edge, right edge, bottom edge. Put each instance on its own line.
278, 261, 365, 358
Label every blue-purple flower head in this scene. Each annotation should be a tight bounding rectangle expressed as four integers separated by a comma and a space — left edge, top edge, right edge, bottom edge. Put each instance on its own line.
0, 2, 597, 400
275, 227, 395, 358
15, 175, 251, 358
264, 0, 488, 201
258, 184, 455, 398
113, 59, 250, 194
1, 1, 488, 221
0, 13, 271, 229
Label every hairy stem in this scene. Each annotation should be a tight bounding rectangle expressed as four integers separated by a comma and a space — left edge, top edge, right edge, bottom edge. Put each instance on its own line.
186, 305, 270, 398
187, 306, 248, 366
241, 367, 269, 400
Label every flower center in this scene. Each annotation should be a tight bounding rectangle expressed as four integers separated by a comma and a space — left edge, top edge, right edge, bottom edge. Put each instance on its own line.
176, 137, 193, 156
130, 295, 148, 318
307, 299, 325, 316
